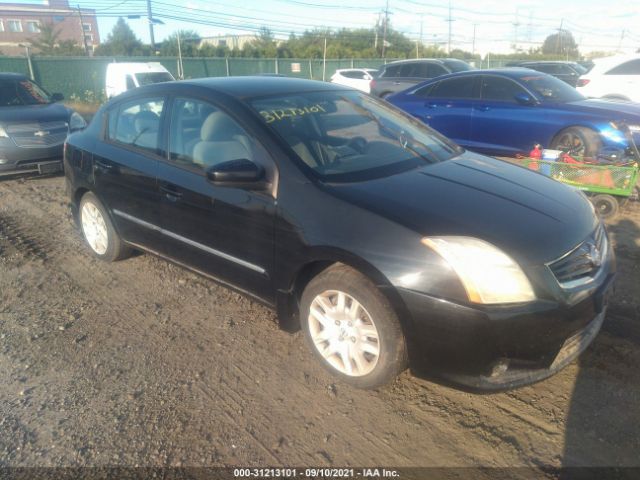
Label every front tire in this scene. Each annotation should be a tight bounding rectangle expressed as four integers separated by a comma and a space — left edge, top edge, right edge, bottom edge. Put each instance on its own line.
79, 192, 130, 262
300, 264, 408, 389
551, 127, 602, 158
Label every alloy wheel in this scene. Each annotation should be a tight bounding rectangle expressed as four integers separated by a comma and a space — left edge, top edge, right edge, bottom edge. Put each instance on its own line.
81, 202, 109, 255
308, 290, 380, 377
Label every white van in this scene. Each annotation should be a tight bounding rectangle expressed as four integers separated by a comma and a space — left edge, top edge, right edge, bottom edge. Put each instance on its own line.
105, 62, 175, 98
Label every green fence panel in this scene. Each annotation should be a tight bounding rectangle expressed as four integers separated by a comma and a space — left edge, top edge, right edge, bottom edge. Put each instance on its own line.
229, 58, 276, 76
0, 56, 30, 76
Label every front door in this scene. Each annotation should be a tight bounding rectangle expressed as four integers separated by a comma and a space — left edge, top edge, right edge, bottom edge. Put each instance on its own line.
156, 97, 277, 302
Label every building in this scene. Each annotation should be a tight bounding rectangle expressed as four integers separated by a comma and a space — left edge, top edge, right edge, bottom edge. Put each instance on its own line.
199, 34, 258, 51
0, 0, 100, 55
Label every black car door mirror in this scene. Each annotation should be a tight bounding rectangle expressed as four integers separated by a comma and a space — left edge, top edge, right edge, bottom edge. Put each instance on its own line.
206, 159, 267, 189
50, 93, 64, 102
514, 92, 536, 106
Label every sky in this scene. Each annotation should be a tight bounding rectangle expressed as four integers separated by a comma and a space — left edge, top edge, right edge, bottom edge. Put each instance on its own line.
11, 0, 640, 56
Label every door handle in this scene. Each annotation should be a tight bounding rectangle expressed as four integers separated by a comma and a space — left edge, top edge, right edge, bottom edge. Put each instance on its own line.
425, 103, 438, 109
393, 81, 402, 85
474, 105, 490, 112
95, 159, 113, 170
160, 184, 183, 201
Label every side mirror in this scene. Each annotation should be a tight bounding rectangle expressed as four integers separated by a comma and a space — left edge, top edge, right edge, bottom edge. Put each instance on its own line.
206, 159, 266, 189
514, 92, 536, 106
51, 93, 64, 102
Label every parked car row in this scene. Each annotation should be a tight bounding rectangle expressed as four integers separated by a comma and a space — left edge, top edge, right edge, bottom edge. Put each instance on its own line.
2, 57, 634, 392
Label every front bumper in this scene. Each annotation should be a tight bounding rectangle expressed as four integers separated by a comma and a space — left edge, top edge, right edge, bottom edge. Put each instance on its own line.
0, 144, 64, 176
392, 270, 615, 392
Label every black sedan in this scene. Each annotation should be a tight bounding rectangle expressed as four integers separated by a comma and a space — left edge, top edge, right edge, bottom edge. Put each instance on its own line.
64, 77, 615, 391
0, 73, 86, 176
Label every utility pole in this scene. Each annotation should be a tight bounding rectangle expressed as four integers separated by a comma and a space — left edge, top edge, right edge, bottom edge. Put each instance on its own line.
381, 0, 389, 58
512, 10, 520, 53
419, 13, 423, 58
472, 23, 477, 57
147, 0, 156, 52
322, 36, 327, 81
556, 18, 564, 55
446, 0, 454, 54
618, 29, 626, 52
77, 5, 89, 56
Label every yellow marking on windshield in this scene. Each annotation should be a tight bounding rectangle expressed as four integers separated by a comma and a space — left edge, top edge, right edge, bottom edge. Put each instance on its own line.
259, 104, 326, 123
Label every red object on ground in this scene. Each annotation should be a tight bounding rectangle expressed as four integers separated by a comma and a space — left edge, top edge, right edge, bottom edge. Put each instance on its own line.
528, 144, 542, 170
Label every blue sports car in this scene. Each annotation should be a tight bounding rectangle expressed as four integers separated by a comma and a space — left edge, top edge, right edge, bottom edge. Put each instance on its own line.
388, 68, 640, 160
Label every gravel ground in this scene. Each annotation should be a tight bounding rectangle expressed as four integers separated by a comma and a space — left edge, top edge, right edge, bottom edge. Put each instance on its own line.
0, 174, 639, 473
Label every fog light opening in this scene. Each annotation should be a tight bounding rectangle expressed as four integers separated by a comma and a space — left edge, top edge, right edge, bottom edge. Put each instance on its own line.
489, 359, 510, 378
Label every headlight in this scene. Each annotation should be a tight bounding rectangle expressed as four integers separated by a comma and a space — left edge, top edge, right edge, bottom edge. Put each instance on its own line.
422, 236, 536, 304
69, 112, 87, 131
0, 125, 8, 138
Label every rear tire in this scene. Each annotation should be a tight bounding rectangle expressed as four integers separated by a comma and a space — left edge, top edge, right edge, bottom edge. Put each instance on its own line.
591, 194, 619, 219
300, 264, 408, 389
79, 192, 131, 262
551, 127, 602, 158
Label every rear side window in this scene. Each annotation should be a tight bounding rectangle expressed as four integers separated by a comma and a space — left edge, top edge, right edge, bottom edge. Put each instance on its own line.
606, 59, 640, 75
428, 76, 477, 99
381, 64, 401, 77
108, 97, 165, 153
480, 76, 527, 102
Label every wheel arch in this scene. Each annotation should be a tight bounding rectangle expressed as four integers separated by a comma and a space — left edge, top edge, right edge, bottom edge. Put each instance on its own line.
275, 248, 413, 338
549, 124, 602, 151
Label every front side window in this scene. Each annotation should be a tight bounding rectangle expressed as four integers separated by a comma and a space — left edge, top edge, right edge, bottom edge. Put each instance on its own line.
109, 98, 165, 153
0, 79, 51, 106
135, 72, 174, 86
382, 64, 401, 78
8, 20, 22, 32
250, 90, 460, 182
169, 97, 255, 170
480, 76, 528, 102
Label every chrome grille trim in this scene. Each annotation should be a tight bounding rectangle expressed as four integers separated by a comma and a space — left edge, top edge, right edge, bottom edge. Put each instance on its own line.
7, 121, 68, 148
548, 223, 607, 288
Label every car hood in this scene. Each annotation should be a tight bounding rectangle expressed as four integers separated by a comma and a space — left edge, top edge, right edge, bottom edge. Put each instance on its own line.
0, 103, 71, 124
324, 152, 597, 266
564, 99, 640, 120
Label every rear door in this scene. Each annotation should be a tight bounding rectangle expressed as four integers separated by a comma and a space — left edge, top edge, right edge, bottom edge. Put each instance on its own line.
156, 96, 277, 302
93, 96, 166, 248
410, 75, 479, 145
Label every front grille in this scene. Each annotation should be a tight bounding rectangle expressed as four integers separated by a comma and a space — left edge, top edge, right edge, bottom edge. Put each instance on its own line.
549, 223, 607, 286
7, 121, 68, 148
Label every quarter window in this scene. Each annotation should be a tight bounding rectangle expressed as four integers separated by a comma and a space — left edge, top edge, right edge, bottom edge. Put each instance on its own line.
606, 59, 640, 75
168, 97, 254, 170
108, 98, 165, 153
480, 76, 527, 102
8, 20, 22, 32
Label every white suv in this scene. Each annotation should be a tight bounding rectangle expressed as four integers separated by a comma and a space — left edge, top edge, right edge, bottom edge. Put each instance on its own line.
576, 55, 640, 102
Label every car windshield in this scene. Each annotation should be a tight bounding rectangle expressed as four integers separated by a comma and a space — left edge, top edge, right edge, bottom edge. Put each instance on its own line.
517, 73, 585, 103
134, 72, 174, 86
0, 78, 51, 106
443, 60, 473, 72
250, 90, 461, 182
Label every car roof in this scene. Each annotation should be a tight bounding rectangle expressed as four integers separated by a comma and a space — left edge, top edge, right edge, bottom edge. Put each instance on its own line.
423, 68, 534, 79
0, 72, 28, 80
382, 58, 458, 67
153, 76, 349, 99
336, 68, 376, 73
588, 54, 640, 73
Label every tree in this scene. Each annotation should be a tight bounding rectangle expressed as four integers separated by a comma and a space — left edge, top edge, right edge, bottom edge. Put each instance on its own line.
94, 17, 148, 56
541, 30, 579, 57
159, 30, 201, 57
29, 22, 84, 56
243, 27, 278, 57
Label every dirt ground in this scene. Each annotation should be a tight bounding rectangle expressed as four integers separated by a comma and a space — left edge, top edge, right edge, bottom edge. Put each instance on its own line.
0, 174, 639, 472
